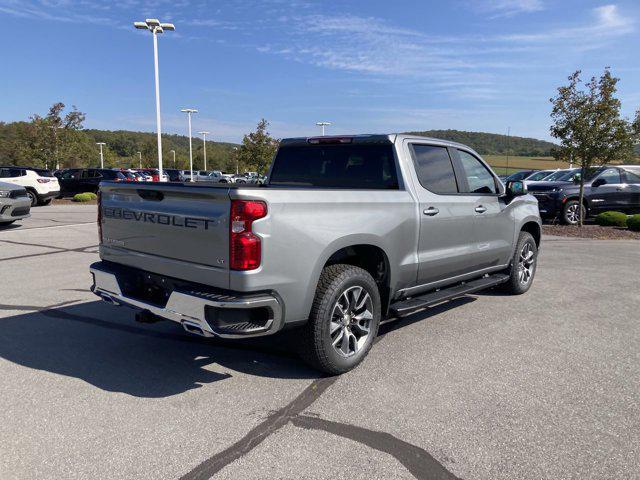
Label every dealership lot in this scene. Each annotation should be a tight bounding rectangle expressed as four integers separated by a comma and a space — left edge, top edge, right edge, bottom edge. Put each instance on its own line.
1, 206, 639, 480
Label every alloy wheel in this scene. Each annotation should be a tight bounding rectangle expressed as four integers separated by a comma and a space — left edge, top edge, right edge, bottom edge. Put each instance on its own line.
330, 286, 374, 358
566, 204, 581, 224
518, 242, 536, 285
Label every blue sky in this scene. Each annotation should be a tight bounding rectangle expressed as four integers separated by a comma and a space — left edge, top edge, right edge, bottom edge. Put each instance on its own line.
1, 0, 640, 142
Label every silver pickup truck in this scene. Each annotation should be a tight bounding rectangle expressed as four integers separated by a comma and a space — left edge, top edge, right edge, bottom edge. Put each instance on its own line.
91, 134, 541, 374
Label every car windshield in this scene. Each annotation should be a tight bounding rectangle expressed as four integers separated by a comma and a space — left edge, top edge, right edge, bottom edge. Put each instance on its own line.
553, 169, 579, 181
544, 170, 568, 181
526, 171, 552, 181
506, 171, 532, 182
33, 168, 54, 177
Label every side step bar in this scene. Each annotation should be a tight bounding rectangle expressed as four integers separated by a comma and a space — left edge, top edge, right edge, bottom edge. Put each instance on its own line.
389, 273, 510, 317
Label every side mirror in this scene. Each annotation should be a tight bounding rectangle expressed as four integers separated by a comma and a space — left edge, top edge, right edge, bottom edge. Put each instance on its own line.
506, 180, 527, 197
573, 174, 581, 184
592, 178, 606, 187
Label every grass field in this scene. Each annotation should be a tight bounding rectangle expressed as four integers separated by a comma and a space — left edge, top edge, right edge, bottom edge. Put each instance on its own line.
484, 155, 570, 175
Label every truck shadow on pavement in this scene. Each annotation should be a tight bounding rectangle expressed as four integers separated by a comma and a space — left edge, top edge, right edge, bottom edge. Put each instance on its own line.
0, 296, 477, 400
0, 301, 319, 398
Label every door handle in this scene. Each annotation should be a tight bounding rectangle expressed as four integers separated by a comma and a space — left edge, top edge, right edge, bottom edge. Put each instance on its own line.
423, 207, 439, 216
475, 205, 487, 213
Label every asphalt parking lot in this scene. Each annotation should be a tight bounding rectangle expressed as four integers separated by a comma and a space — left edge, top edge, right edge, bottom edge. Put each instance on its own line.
1, 205, 639, 480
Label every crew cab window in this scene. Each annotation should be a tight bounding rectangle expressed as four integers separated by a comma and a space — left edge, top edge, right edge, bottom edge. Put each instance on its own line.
269, 144, 399, 189
623, 168, 640, 184
457, 150, 498, 194
596, 168, 621, 185
410, 145, 458, 194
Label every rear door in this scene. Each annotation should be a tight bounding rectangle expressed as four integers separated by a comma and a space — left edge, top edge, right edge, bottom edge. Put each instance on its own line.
453, 149, 514, 269
405, 142, 479, 286
588, 168, 625, 213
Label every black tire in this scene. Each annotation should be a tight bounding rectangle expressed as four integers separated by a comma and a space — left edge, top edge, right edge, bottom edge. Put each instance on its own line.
300, 264, 381, 375
26, 190, 37, 207
502, 231, 538, 295
39, 198, 52, 206
561, 200, 585, 225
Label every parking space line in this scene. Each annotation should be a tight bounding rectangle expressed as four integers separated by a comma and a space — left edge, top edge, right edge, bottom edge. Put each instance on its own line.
1, 221, 96, 232
0, 244, 98, 262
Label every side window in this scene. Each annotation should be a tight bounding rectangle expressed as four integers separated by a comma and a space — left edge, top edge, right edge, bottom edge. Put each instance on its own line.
597, 168, 621, 185
410, 144, 458, 194
0, 168, 7, 178
623, 168, 640, 184
457, 150, 497, 194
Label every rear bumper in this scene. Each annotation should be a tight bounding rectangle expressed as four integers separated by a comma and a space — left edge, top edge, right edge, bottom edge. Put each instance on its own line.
90, 261, 284, 339
39, 190, 60, 200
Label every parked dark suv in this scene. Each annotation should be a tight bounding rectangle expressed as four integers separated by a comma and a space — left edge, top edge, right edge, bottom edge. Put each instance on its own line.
57, 168, 126, 196
527, 165, 640, 224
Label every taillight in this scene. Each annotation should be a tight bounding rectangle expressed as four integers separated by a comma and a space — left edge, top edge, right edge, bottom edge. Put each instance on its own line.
230, 200, 267, 270
97, 191, 103, 243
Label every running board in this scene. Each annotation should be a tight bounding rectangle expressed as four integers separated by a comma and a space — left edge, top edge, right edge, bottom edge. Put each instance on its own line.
389, 273, 510, 317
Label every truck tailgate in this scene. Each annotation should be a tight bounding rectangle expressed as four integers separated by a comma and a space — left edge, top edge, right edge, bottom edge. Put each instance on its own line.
99, 183, 230, 286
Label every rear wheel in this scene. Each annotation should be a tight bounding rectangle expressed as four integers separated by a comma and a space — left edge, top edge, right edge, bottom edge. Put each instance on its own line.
300, 264, 381, 375
502, 231, 538, 295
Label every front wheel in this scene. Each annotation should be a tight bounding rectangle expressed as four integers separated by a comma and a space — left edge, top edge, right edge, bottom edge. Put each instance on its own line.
502, 231, 538, 295
561, 200, 585, 225
26, 190, 37, 207
300, 264, 381, 375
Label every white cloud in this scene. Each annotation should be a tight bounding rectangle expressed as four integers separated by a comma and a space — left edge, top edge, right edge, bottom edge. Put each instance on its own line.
503, 4, 634, 42
476, 0, 545, 18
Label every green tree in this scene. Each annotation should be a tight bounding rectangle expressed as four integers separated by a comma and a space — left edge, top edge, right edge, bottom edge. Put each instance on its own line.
549, 69, 634, 226
237, 119, 279, 175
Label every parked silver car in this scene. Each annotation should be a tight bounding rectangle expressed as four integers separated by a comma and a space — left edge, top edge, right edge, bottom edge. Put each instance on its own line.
0, 181, 31, 225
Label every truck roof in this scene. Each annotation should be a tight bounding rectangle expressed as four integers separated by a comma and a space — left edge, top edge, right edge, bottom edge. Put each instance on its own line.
279, 134, 476, 152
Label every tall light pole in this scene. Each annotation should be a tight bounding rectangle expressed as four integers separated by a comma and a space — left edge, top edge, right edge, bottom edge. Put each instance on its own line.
199, 131, 210, 171
170, 149, 176, 166
134, 18, 175, 181
137, 151, 142, 169
316, 121, 331, 136
506, 126, 511, 175
96, 142, 106, 169
181, 108, 198, 182
233, 147, 239, 175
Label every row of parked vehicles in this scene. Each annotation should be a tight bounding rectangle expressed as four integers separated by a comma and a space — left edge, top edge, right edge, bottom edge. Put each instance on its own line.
499, 165, 640, 224
0, 165, 265, 212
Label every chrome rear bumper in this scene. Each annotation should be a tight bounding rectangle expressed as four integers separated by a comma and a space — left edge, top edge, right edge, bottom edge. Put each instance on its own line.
90, 262, 283, 339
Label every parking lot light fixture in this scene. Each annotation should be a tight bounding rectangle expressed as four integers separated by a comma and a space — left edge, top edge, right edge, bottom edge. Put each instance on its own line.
198, 131, 210, 171
181, 108, 198, 182
170, 149, 176, 166
133, 18, 175, 181
316, 121, 331, 136
96, 142, 106, 169
137, 151, 142, 169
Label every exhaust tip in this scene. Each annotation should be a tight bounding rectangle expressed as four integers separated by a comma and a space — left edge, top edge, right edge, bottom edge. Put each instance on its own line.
182, 321, 208, 337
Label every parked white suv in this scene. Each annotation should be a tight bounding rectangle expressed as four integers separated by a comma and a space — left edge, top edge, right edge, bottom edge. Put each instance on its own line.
0, 166, 60, 206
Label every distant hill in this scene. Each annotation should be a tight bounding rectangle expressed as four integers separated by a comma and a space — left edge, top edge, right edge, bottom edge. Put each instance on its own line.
406, 129, 556, 156
83, 129, 239, 170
